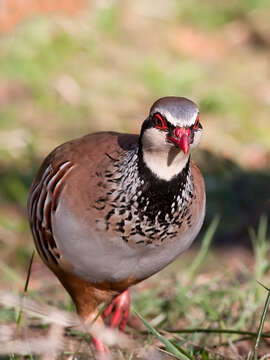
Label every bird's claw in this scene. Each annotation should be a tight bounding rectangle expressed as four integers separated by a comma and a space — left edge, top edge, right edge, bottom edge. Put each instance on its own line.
102, 290, 130, 332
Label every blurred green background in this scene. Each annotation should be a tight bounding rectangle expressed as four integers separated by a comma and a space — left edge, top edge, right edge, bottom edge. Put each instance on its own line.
0, 0, 270, 278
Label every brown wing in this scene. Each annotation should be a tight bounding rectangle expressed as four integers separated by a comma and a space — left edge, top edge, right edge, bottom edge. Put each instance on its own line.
28, 160, 75, 267
27, 131, 139, 268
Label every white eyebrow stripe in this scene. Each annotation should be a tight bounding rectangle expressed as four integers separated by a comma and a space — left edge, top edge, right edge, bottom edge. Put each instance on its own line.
154, 109, 198, 127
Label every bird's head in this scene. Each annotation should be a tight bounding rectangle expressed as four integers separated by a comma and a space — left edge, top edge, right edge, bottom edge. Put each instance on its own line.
139, 97, 202, 180
141, 96, 202, 154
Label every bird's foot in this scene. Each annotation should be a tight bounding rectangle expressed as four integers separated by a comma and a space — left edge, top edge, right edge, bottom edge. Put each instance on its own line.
92, 337, 109, 359
102, 290, 130, 332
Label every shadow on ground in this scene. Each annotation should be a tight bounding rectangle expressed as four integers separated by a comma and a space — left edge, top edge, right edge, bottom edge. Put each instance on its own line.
195, 150, 270, 246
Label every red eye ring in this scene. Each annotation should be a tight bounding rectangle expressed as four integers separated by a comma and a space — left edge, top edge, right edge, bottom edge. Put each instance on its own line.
154, 113, 167, 130
193, 114, 200, 130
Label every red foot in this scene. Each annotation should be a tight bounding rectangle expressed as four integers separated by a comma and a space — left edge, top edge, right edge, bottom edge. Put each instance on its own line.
102, 290, 130, 332
92, 336, 108, 356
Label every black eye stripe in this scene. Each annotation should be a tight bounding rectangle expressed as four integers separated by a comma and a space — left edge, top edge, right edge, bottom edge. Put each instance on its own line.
192, 122, 202, 131
190, 131, 195, 144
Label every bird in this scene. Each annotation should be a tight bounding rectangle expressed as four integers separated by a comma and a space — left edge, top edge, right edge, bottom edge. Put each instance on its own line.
27, 96, 205, 355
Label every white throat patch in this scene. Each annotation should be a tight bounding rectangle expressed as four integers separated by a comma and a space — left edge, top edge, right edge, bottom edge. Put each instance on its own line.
142, 128, 189, 181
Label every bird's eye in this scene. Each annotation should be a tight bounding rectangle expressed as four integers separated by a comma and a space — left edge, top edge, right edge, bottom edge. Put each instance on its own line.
193, 114, 200, 130
154, 113, 168, 130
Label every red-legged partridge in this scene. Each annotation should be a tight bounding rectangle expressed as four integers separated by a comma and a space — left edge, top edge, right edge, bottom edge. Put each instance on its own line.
28, 96, 205, 354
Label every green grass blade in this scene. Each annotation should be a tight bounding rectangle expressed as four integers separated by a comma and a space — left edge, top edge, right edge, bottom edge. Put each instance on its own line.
133, 308, 193, 360
249, 215, 269, 300
187, 216, 220, 279
24, 250, 35, 294
257, 214, 268, 244
164, 328, 270, 338
253, 282, 270, 360
16, 251, 35, 328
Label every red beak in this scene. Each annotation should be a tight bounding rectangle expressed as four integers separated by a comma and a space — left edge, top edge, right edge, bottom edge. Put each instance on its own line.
167, 127, 191, 154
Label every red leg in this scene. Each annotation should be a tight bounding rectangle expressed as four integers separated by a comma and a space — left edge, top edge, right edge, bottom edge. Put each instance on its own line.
92, 336, 108, 353
78, 310, 109, 357
102, 290, 130, 332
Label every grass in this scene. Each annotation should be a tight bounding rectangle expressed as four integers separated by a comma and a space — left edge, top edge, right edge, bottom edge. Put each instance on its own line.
131, 217, 270, 359
187, 216, 220, 279
134, 309, 193, 360
253, 282, 270, 360
15, 250, 35, 331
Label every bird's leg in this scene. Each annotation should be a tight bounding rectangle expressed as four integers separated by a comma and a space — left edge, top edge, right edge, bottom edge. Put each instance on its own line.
77, 310, 109, 357
75, 308, 111, 360
92, 337, 108, 357
102, 290, 130, 332
56, 270, 112, 357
